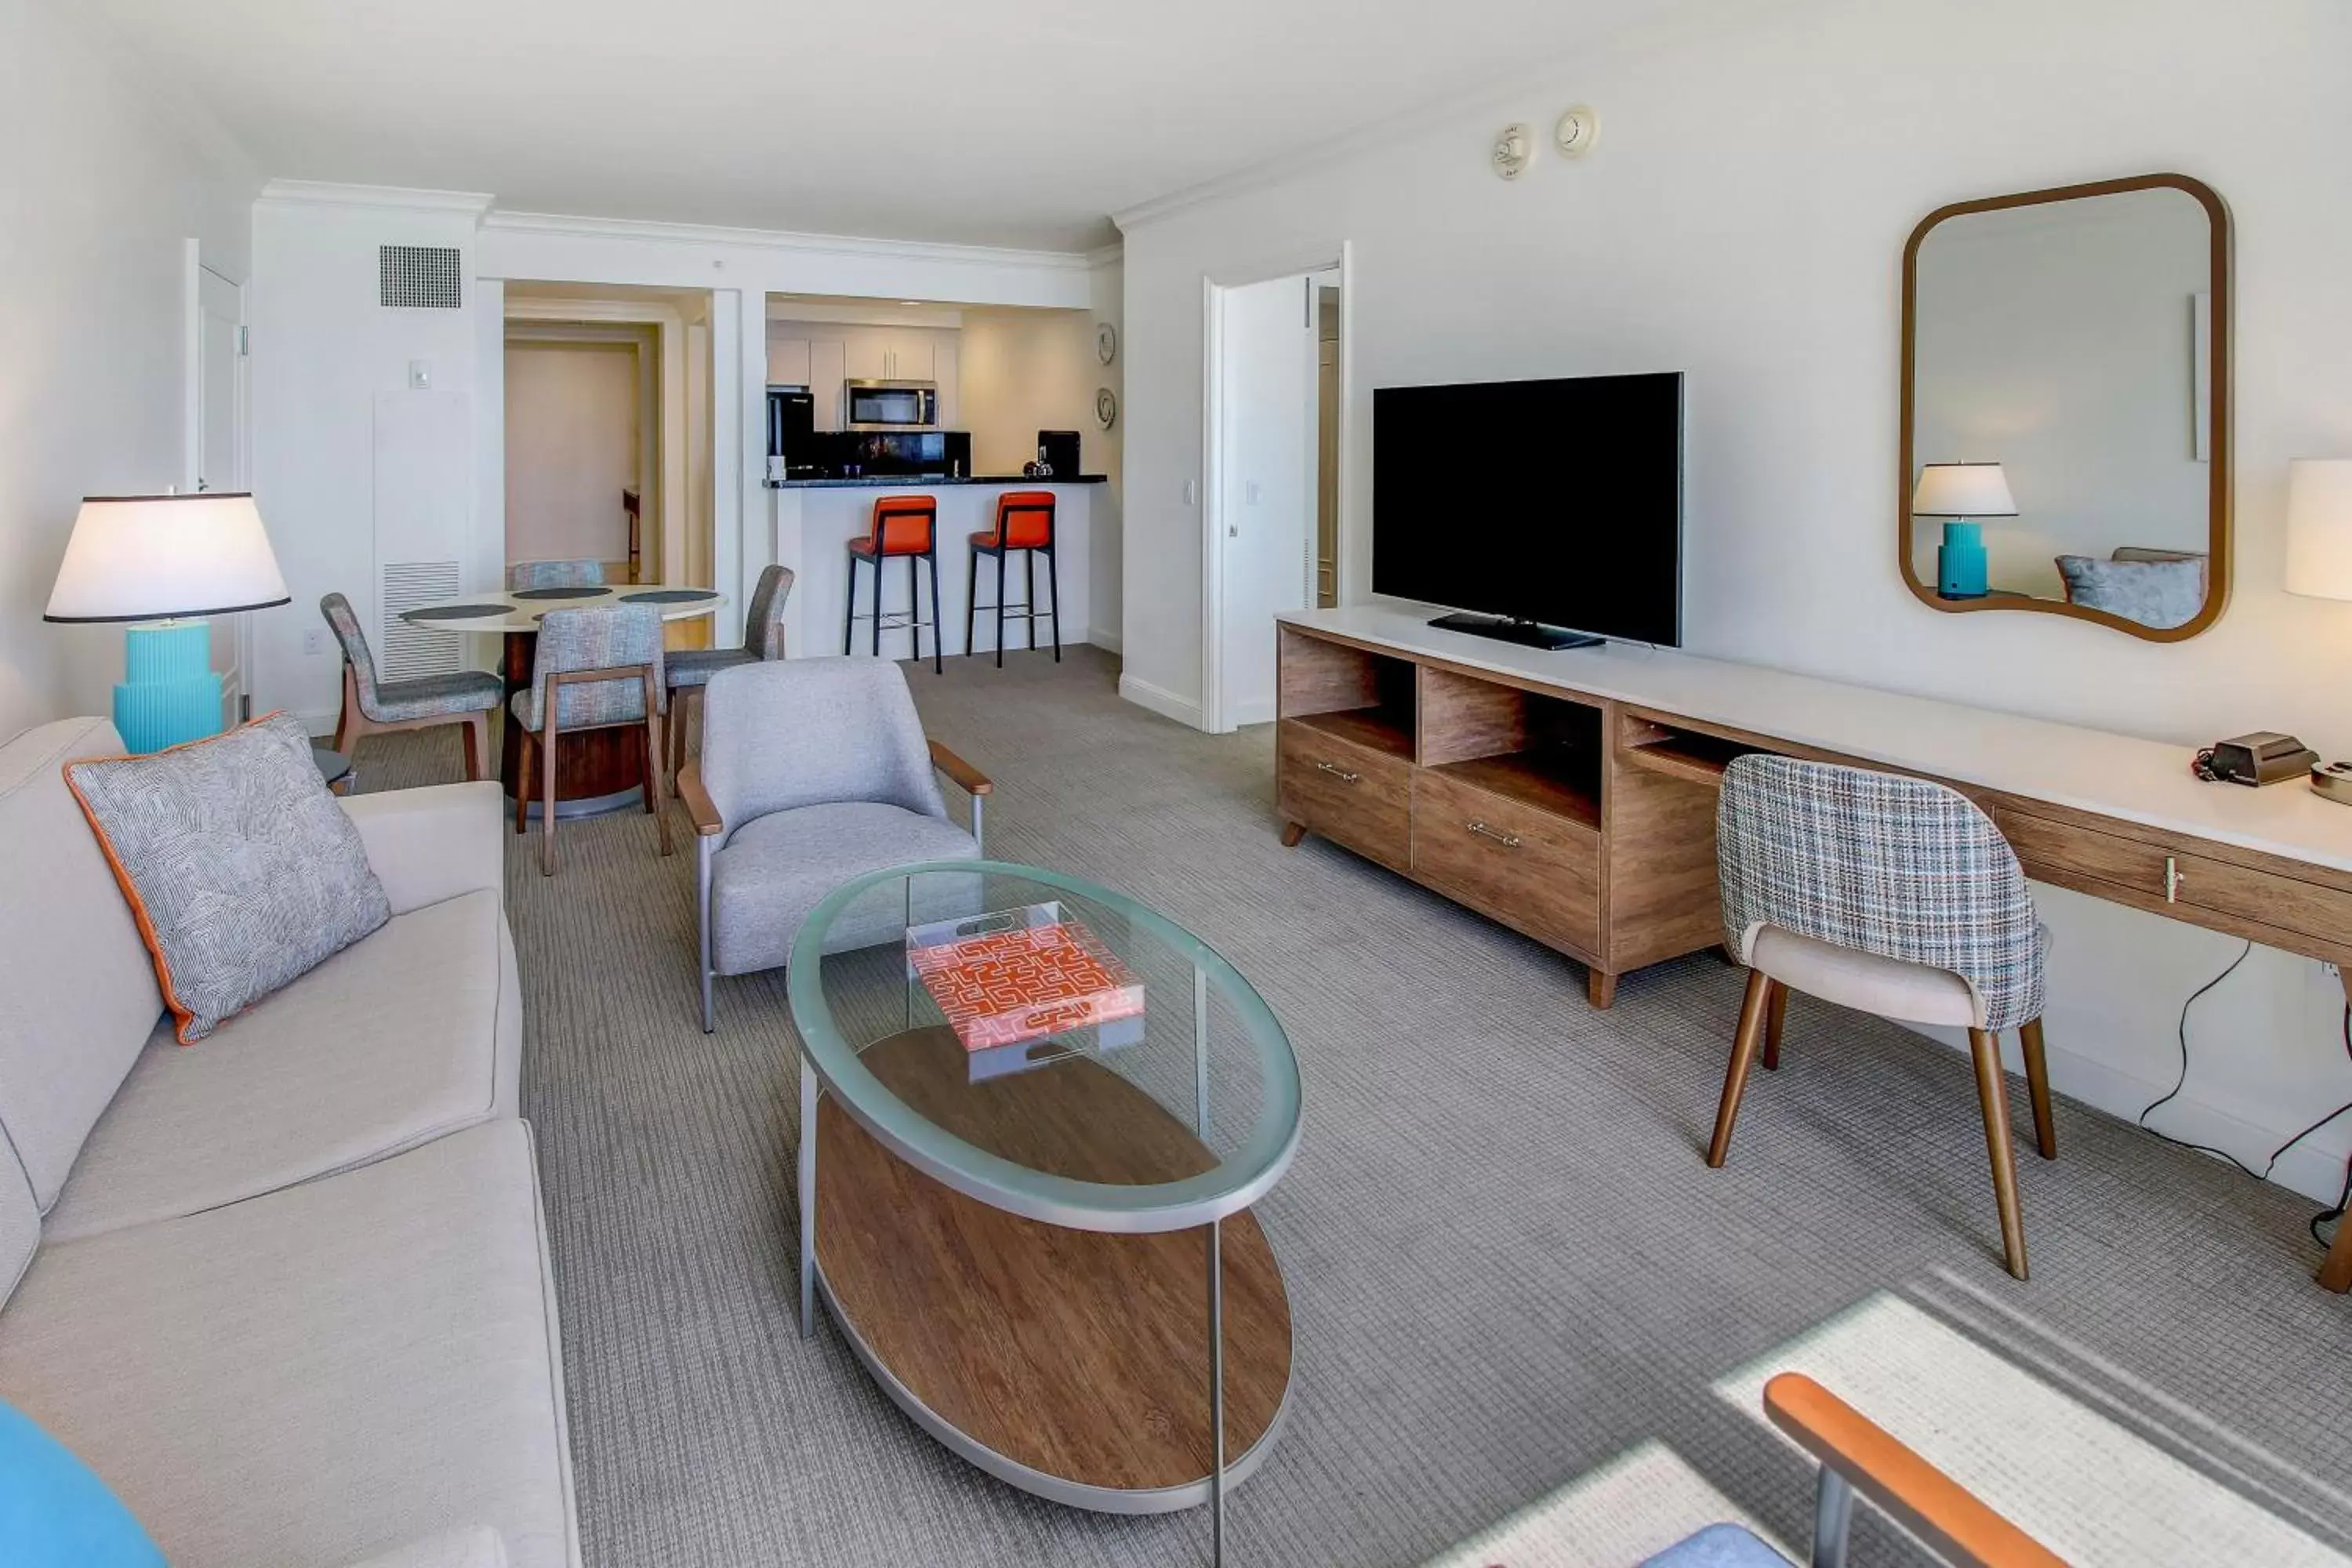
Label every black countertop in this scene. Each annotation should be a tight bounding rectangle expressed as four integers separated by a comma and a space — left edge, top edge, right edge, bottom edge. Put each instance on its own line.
767, 474, 1108, 489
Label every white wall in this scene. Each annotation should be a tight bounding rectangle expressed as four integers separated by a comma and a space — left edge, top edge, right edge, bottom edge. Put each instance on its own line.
0, 0, 256, 734
503, 341, 639, 569
1115, 0, 2352, 1199
1912, 187, 2213, 596
959, 309, 1101, 476
1089, 255, 1126, 650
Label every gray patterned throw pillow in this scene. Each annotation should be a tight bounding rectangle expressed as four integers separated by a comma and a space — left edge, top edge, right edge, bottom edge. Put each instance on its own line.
66, 713, 390, 1043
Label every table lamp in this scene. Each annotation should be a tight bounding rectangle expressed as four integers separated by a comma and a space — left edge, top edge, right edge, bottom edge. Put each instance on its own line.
1913, 462, 2016, 600
43, 492, 290, 753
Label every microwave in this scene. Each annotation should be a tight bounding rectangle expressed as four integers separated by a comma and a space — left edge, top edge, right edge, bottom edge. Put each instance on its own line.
845, 379, 938, 430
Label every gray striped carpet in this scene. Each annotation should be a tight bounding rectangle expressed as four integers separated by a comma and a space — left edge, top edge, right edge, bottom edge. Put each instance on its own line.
356, 647, 2352, 1566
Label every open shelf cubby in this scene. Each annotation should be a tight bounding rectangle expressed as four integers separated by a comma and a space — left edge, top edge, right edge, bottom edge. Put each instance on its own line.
1417, 666, 1603, 831
1277, 630, 1417, 758
1617, 717, 1759, 788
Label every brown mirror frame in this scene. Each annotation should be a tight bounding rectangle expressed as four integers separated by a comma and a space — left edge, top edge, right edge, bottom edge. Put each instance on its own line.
1899, 172, 2232, 641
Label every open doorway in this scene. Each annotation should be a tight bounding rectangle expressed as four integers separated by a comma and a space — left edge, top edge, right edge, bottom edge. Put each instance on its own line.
503, 282, 715, 645
1204, 260, 1343, 731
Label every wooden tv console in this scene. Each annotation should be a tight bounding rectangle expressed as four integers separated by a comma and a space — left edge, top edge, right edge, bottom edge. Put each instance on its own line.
1276, 605, 2352, 1293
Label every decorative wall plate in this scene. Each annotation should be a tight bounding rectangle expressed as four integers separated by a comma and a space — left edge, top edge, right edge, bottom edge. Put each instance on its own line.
1094, 387, 1117, 430
1096, 321, 1117, 365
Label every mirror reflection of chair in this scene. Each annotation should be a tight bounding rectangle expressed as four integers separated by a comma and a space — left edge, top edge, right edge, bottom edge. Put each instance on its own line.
508, 558, 606, 590
318, 593, 503, 781
844, 495, 942, 674
966, 490, 1060, 666
510, 604, 672, 876
665, 564, 794, 785
1706, 754, 2056, 1281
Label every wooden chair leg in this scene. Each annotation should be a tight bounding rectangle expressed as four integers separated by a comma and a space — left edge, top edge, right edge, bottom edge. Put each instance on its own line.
641, 669, 673, 857
2018, 1018, 2057, 1160
1762, 981, 1788, 1070
2321, 1215, 2352, 1293
460, 713, 485, 783
539, 721, 559, 877
1707, 968, 1776, 1167
513, 730, 533, 836
335, 666, 358, 753
1969, 1027, 2031, 1280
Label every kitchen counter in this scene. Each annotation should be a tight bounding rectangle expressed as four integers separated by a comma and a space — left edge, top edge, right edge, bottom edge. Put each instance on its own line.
766, 474, 1109, 488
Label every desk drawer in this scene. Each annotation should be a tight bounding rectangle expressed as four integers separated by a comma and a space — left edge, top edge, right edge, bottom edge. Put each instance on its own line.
1277, 721, 1410, 870
2000, 808, 2352, 956
1410, 769, 1600, 955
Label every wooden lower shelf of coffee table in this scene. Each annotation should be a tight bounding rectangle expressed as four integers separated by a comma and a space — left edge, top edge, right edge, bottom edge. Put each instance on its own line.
814, 1026, 1294, 1509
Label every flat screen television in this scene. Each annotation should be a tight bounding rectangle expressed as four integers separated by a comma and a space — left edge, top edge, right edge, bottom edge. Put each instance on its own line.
1372, 372, 1683, 648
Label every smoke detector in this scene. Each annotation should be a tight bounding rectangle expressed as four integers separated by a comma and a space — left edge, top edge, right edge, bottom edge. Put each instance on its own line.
1492, 123, 1533, 180
1555, 105, 1600, 158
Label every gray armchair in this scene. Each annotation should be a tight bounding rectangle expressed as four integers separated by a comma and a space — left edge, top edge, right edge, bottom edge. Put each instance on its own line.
676, 658, 992, 1033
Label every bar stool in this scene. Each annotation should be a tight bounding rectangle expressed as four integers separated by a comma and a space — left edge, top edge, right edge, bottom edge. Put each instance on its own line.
966, 490, 1060, 666
844, 494, 942, 674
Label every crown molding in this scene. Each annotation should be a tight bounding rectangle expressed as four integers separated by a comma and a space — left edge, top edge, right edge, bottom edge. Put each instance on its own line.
256, 180, 495, 216
1087, 240, 1125, 270
481, 208, 1098, 272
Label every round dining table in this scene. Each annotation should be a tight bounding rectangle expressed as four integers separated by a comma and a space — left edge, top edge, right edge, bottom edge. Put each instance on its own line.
401, 583, 728, 817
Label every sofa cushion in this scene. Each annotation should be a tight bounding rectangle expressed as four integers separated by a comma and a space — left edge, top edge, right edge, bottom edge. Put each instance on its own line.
0, 718, 164, 1212
710, 799, 980, 976
0, 1121, 575, 1568
43, 889, 517, 1241
65, 713, 391, 1044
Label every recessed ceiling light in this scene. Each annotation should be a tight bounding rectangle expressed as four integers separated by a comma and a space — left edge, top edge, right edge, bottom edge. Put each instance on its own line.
901, 300, 923, 307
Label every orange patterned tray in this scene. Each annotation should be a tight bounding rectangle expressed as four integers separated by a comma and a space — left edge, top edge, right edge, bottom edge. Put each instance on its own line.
907, 905, 1146, 1055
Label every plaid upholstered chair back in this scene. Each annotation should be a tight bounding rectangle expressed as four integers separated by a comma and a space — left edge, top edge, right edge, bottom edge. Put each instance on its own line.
742, 564, 795, 661
507, 557, 606, 590
1716, 754, 2043, 1031
523, 605, 666, 731
318, 593, 382, 712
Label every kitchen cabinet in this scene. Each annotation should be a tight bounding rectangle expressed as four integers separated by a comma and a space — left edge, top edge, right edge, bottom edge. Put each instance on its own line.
767, 336, 812, 388
931, 337, 960, 429
842, 329, 891, 383
811, 340, 847, 430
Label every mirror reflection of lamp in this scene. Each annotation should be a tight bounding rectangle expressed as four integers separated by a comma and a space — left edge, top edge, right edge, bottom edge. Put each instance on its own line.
1913, 462, 2016, 600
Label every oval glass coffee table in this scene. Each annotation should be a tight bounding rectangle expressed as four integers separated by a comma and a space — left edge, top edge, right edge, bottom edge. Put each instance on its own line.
787, 860, 1301, 1559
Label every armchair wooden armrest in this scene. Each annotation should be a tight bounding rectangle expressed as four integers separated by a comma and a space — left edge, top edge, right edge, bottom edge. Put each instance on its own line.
676, 761, 724, 837
928, 740, 993, 797
1763, 1373, 2062, 1568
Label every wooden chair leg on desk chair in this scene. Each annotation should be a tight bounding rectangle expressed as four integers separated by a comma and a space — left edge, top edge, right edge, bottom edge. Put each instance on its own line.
2018, 1017, 2057, 1159
1707, 969, 1776, 1167
1969, 1027, 2031, 1280
460, 712, 487, 784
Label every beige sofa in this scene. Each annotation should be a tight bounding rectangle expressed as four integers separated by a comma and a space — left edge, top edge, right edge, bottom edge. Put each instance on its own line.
0, 717, 577, 1568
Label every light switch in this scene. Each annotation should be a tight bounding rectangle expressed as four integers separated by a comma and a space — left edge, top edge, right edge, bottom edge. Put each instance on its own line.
408, 359, 432, 390
1183, 480, 1197, 506
1246, 481, 1261, 505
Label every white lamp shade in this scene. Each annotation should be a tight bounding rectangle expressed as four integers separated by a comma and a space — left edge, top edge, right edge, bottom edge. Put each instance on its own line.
1912, 463, 2017, 517
44, 493, 289, 623
2285, 459, 2352, 603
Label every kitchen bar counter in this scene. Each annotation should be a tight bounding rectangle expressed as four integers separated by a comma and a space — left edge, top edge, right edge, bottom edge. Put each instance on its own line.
766, 474, 1109, 488
757, 479, 1093, 661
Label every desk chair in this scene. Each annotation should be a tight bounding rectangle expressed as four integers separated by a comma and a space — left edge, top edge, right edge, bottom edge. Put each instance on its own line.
966, 489, 1060, 666
319, 593, 503, 781
508, 558, 606, 590
1708, 754, 2056, 1280
665, 564, 793, 784
674, 659, 991, 1033
844, 495, 942, 674
510, 604, 672, 875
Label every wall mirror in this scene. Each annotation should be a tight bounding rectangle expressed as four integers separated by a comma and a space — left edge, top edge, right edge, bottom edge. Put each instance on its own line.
1900, 173, 2230, 640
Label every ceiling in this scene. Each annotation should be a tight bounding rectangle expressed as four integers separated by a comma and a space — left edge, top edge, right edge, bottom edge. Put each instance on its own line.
77, 0, 1709, 252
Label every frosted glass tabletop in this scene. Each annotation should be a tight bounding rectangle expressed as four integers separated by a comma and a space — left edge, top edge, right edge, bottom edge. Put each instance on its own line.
400, 583, 726, 633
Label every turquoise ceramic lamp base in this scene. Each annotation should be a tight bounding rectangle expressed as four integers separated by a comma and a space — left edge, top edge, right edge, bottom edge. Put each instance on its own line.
1936, 518, 1989, 599
113, 620, 223, 754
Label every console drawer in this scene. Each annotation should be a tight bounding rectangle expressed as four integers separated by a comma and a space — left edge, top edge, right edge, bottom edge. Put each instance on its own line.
1277, 721, 1410, 870
1410, 768, 1600, 955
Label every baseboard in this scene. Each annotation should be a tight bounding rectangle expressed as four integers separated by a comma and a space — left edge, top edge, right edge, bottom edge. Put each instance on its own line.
296, 707, 338, 739
1117, 673, 1203, 731
1088, 627, 1122, 655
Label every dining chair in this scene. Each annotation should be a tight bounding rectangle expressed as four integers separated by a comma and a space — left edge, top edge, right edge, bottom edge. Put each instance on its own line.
664, 564, 793, 784
965, 489, 1060, 666
507, 558, 606, 590
509, 604, 672, 875
318, 593, 503, 781
1707, 754, 2056, 1279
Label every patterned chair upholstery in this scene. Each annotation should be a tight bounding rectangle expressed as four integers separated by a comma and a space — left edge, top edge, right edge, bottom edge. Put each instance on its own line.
510, 604, 670, 873
506, 558, 605, 590
1707, 753, 2055, 1279
664, 565, 794, 784
678, 659, 989, 1032
319, 593, 503, 780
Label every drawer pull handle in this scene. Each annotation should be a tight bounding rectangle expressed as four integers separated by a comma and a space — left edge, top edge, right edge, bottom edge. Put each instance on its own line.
1466, 819, 1523, 849
1315, 760, 1361, 784
2164, 855, 2184, 904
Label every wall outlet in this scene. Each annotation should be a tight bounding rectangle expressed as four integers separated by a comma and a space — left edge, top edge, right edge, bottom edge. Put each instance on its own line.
303, 630, 325, 656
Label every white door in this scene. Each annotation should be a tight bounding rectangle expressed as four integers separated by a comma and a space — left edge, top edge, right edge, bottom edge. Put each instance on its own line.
1214, 272, 1320, 729
192, 260, 249, 724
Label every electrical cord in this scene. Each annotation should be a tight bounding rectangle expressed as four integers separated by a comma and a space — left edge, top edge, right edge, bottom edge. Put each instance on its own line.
2136, 941, 2352, 1226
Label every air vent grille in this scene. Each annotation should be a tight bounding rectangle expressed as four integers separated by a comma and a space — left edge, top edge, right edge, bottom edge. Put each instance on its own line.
379, 561, 466, 682
379, 245, 462, 310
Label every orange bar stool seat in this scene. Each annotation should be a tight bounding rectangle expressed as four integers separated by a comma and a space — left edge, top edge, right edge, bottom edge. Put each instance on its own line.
965, 490, 1060, 666
844, 494, 942, 673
